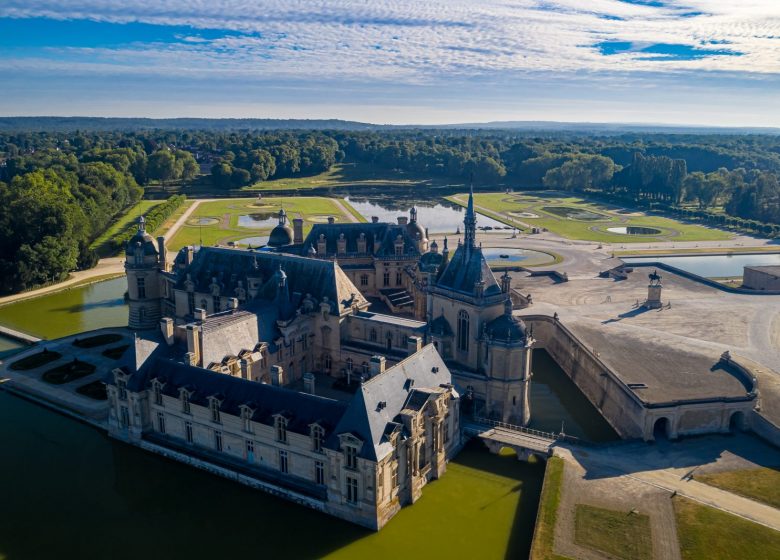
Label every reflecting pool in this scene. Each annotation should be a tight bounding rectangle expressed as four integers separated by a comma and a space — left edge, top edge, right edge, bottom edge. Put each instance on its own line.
345, 196, 508, 234
482, 248, 556, 268
236, 213, 280, 229
607, 226, 662, 235
623, 253, 780, 278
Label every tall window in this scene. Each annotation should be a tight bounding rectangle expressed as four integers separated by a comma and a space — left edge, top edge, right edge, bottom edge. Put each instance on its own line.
117, 379, 127, 401
315, 460, 325, 485
346, 476, 359, 504
119, 406, 129, 428
279, 450, 288, 474
185, 421, 193, 443
181, 391, 191, 414
301, 335, 308, 350
383, 271, 390, 286
153, 381, 163, 406
214, 430, 223, 452
276, 417, 288, 443
345, 445, 358, 470
444, 413, 450, 443
391, 464, 399, 489
369, 329, 377, 343
457, 310, 470, 352
360, 274, 369, 286
137, 277, 146, 299
213, 295, 220, 313
323, 354, 332, 371
312, 425, 325, 453
187, 292, 195, 315
157, 412, 166, 434
346, 357, 353, 372
246, 439, 255, 460
210, 398, 221, 423
386, 332, 393, 351
395, 271, 402, 286
241, 407, 253, 433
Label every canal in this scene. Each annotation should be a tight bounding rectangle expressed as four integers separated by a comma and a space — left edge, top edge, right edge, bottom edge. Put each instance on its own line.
623, 252, 780, 279
0, 279, 616, 559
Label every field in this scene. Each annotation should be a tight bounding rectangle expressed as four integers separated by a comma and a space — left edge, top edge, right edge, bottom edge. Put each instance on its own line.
166, 196, 364, 251
90, 200, 163, 256
448, 192, 734, 243
674, 496, 780, 559
529, 457, 569, 560
574, 505, 652, 560
695, 466, 780, 509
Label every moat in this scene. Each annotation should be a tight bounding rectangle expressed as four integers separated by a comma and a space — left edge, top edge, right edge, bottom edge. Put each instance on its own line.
0, 279, 616, 559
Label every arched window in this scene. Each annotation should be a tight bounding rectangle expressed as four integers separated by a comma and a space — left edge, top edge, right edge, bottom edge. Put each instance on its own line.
457, 310, 470, 352
323, 354, 332, 372
369, 329, 377, 343
386, 332, 393, 350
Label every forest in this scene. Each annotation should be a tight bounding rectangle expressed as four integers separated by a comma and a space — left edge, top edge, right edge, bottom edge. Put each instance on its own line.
1, 127, 780, 293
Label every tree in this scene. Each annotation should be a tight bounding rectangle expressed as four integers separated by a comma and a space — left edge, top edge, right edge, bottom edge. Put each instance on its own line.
147, 149, 177, 186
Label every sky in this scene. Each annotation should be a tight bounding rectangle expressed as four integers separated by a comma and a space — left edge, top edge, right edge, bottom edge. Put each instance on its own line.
1, 1, 780, 126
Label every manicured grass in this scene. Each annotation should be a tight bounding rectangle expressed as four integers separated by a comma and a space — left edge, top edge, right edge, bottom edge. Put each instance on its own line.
530, 457, 571, 560
102, 344, 130, 360
448, 192, 734, 243
42, 359, 96, 384
73, 333, 123, 348
695, 466, 780, 509
9, 349, 62, 371
167, 196, 363, 250
76, 380, 108, 400
674, 496, 780, 559
155, 199, 195, 237
574, 504, 652, 560
90, 200, 163, 256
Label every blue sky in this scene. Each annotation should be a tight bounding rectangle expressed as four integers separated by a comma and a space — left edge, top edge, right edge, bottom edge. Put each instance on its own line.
1, 1, 779, 126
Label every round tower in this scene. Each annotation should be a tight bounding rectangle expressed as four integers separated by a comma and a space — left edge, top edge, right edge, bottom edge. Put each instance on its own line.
125, 216, 162, 330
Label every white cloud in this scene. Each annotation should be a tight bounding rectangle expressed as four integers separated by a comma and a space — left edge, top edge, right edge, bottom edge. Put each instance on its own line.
0, 1, 779, 83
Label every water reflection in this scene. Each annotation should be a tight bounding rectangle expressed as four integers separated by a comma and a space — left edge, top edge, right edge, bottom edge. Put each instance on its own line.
345, 195, 507, 234
237, 213, 279, 229
624, 253, 780, 278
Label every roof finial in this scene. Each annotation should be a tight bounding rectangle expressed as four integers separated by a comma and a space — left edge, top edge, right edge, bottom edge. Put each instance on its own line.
138, 215, 146, 233
464, 174, 477, 249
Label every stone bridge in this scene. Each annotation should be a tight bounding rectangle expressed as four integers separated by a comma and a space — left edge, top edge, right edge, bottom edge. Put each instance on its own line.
463, 418, 559, 462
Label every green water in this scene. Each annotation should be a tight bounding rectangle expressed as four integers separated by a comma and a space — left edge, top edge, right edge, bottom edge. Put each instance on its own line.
0, 336, 22, 359
0, 278, 127, 339
0, 391, 543, 560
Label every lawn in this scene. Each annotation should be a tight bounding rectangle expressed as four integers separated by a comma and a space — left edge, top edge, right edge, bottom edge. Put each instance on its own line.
695, 466, 780, 509
90, 200, 163, 256
574, 504, 652, 560
674, 496, 780, 559
167, 196, 365, 251
530, 457, 571, 560
448, 192, 734, 243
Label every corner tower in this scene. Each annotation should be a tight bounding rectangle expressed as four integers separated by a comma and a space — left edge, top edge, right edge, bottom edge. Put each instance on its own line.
125, 216, 163, 330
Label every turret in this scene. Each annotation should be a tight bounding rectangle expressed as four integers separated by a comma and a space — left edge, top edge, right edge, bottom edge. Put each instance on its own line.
125, 216, 162, 330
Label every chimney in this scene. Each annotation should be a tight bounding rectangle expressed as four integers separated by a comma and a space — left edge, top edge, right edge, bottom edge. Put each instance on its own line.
371, 216, 379, 223
293, 218, 304, 244
397, 216, 408, 225
407, 336, 422, 354
228, 297, 238, 311
303, 372, 316, 394
327, 216, 335, 224
185, 352, 198, 366
370, 355, 386, 377
186, 325, 201, 366
160, 317, 174, 346
195, 308, 207, 321
271, 365, 284, 386
157, 236, 167, 270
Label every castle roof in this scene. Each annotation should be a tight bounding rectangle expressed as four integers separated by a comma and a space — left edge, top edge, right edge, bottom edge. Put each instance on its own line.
299, 222, 422, 258
435, 244, 501, 298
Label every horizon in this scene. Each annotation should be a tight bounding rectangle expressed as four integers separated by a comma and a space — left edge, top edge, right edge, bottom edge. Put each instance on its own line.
2, 1, 780, 127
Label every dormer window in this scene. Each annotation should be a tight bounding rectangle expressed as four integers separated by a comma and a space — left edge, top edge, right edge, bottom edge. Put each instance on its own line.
209, 396, 221, 423
357, 233, 367, 254
344, 445, 358, 470
240, 405, 254, 433
117, 378, 128, 401
275, 416, 288, 443
311, 424, 325, 453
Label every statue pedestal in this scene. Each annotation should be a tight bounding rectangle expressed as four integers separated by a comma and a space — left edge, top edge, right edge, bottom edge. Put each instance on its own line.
644, 284, 663, 309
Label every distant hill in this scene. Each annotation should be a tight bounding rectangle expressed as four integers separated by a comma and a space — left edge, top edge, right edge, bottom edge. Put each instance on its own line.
1, 116, 778, 135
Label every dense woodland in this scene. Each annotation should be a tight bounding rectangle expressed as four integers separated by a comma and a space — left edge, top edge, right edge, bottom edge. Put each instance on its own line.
2, 127, 780, 293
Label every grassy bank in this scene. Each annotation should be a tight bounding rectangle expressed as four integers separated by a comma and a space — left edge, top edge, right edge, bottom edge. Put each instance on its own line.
529, 456, 570, 560
695, 466, 780, 509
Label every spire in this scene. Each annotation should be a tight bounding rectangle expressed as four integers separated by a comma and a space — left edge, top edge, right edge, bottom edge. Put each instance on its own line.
464, 178, 477, 249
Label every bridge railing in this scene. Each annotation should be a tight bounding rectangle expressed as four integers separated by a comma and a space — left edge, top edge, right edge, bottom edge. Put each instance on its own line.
468, 416, 585, 445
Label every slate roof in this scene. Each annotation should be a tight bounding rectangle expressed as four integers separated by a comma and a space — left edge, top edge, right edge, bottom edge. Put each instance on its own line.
435, 244, 501, 297
174, 246, 366, 316
330, 344, 454, 461
299, 223, 422, 258
485, 310, 528, 344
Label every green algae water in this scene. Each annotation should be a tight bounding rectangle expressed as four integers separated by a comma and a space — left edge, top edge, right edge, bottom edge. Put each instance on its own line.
0, 277, 127, 339
0, 391, 544, 560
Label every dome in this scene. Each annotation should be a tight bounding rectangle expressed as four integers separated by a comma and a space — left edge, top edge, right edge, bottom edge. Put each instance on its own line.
485, 300, 527, 343
126, 216, 158, 256
407, 221, 426, 241
418, 251, 444, 273
267, 208, 294, 248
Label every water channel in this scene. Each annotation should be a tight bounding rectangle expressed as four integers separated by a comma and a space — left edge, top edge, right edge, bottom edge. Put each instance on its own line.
624, 252, 780, 278
344, 195, 508, 234
0, 278, 616, 559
